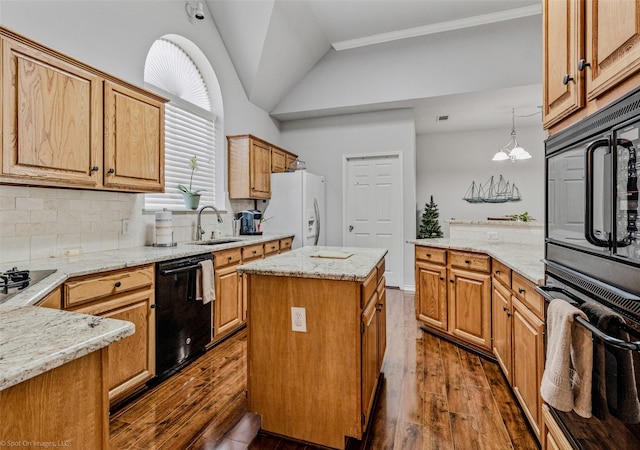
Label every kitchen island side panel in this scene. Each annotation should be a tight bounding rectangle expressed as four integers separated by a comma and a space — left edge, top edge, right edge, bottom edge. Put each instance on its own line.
247, 274, 362, 448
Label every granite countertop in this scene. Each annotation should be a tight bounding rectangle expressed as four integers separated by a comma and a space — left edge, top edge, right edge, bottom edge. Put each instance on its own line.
237, 246, 388, 282
0, 233, 292, 392
412, 238, 545, 285
0, 304, 134, 390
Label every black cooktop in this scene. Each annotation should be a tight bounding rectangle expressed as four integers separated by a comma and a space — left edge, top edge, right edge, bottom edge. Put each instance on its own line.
0, 268, 57, 305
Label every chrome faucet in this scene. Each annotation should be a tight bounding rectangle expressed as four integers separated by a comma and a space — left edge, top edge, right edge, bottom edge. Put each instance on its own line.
196, 205, 224, 241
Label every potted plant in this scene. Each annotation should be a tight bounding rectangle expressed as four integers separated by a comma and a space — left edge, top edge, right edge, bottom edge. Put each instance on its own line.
178, 155, 202, 210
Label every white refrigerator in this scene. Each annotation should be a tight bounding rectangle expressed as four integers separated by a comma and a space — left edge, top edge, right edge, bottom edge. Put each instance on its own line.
263, 171, 325, 249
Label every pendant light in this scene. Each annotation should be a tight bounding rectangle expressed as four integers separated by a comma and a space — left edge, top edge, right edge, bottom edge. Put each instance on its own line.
492, 108, 532, 162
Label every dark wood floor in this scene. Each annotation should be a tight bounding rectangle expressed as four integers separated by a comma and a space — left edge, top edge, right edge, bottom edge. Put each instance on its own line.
110, 289, 538, 449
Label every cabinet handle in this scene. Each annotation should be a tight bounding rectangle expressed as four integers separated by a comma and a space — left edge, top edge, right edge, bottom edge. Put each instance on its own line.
227, 256, 232, 261
114, 281, 122, 288
503, 306, 508, 312
376, 303, 383, 312
91, 166, 99, 172
578, 59, 591, 71
107, 168, 115, 174
464, 259, 470, 264
518, 287, 525, 294
252, 250, 257, 254
507, 311, 513, 317
449, 279, 454, 284
150, 304, 157, 309
426, 253, 431, 257
495, 270, 500, 274
562, 74, 574, 85
439, 276, 444, 281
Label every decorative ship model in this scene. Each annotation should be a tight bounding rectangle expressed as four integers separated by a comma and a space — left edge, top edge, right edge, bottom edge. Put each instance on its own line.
463, 175, 522, 203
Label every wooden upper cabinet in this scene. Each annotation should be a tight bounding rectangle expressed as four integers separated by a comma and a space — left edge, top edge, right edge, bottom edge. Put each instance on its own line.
1, 36, 102, 187
544, 0, 640, 133
543, 0, 584, 128
228, 134, 271, 199
271, 146, 287, 173
104, 81, 164, 192
0, 26, 166, 192
585, 0, 640, 99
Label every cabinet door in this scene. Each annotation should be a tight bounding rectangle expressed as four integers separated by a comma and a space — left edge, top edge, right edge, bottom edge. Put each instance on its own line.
492, 279, 512, 383
73, 289, 155, 403
361, 294, 378, 431
448, 268, 492, 350
214, 263, 242, 339
250, 139, 271, 199
271, 147, 286, 172
585, 0, 640, 100
415, 261, 448, 331
512, 297, 545, 439
1, 38, 102, 187
104, 81, 164, 192
542, 0, 584, 128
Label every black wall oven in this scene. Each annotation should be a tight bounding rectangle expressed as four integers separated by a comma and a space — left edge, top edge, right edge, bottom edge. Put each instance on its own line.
542, 87, 640, 449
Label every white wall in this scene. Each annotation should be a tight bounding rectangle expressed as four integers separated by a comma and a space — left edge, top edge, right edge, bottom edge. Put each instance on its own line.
416, 125, 546, 236
0, 1, 280, 262
281, 109, 416, 289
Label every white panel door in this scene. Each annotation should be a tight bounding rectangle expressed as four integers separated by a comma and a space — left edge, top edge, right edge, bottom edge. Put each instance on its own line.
345, 154, 402, 287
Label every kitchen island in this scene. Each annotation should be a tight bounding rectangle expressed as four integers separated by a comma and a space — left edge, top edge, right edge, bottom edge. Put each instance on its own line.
238, 246, 387, 450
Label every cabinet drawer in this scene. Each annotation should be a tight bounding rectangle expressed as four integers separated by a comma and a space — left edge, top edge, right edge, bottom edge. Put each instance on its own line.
361, 269, 377, 308
450, 251, 490, 272
213, 248, 242, 268
242, 244, 264, 260
512, 272, 544, 319
64, 265, 153, 308
279, 237, 293, 252
415, 246, 446, 265
492, 259, 512, 288
264, 240, 280, 256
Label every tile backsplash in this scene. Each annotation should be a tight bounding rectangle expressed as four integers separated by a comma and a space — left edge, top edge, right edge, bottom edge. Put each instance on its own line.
0, 185, 246, 263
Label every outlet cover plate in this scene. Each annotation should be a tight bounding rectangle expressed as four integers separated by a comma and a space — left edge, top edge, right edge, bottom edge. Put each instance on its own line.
291, 307, 307, 332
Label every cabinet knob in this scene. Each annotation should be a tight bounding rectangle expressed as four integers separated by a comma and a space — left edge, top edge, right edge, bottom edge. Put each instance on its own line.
91, 166, 99, 172
439, 276, 444, 281
107, 168, 115, 174
252, 250, 257, 254
495, 270, 500, 274
449, 279, 454, 284
150, 304, 157, 309
376, 303, 383, 312
227, 256, 232, 261
426, 253, 431, 257
518, 287, 525, 294
503, 306, 508, 312
562, 74, 574, 85
114, 281, 122, 288
578, 59, 591, 71
464, 259, 470, 264
507, 311, 513, 317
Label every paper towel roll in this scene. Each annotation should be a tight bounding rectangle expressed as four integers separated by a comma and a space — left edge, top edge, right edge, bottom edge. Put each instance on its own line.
155, 210, 173, 246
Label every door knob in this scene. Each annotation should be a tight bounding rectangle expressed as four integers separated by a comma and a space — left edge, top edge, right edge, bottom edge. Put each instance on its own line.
348, 225, 354, 232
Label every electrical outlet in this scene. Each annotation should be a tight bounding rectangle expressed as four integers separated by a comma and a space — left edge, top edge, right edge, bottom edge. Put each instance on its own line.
291, 307, 307, 332
122, 219, 131, 235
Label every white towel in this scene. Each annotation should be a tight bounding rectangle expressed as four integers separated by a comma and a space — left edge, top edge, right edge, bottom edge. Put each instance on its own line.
540, 299, 593, 418
199, 259, 215, 305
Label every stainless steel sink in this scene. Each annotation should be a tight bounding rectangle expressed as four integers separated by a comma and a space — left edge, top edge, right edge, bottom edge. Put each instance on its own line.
194, 238, 243, 246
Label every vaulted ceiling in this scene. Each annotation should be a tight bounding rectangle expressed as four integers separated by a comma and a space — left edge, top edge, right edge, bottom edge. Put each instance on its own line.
206, 0, 543, 133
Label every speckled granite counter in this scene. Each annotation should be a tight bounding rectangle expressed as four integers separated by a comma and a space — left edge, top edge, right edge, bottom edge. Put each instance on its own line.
237, 246, 388, 281
412, 238, 545, 285
0, 234, 292, 392
0, 305, 134, 390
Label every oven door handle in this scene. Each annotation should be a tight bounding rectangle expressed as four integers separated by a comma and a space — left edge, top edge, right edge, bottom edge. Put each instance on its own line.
160, 264, 202, 276
585, 138, 612, 248
536, 285, 640, 351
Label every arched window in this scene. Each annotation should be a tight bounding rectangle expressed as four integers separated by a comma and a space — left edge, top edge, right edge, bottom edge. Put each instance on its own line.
143, 37, 223, 211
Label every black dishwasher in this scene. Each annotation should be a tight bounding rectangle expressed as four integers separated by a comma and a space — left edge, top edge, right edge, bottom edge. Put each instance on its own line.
155, 253, 213, 382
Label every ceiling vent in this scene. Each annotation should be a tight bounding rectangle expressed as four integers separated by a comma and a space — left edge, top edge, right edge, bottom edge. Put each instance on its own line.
437, 115, 449, 122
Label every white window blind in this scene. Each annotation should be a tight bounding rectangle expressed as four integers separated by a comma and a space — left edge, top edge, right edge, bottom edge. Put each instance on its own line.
145, 101, 216, 211
143, 38, 217, 211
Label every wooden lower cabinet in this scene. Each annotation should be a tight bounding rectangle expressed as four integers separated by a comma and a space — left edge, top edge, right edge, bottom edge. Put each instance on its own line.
36, 287, 62, 309
247, 263, 385, 449
492, 278, 513, 383
71, 288, 155, 404
415, 246, 491, 352
512, 296, 545, 439
541, 404, 573, 450
214, 262, 242, 340
0, 349, 109, 450
415, 260, 448, 331
448, 267, 491, 349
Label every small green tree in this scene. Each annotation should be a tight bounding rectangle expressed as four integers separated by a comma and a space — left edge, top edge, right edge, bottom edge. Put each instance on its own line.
418, 195, 443, 239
